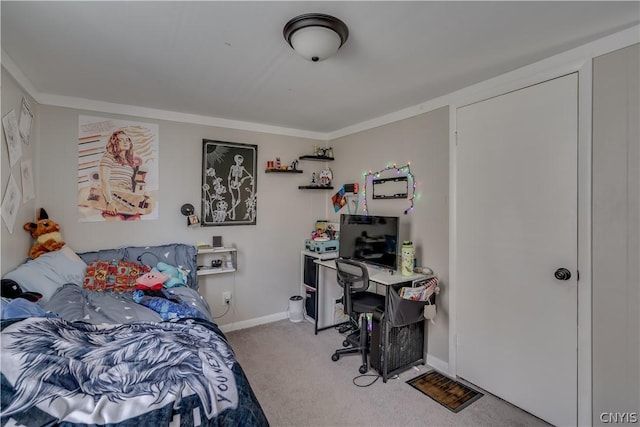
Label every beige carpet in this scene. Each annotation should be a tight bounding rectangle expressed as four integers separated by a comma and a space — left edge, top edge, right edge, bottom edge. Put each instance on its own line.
226, 319, 550, 427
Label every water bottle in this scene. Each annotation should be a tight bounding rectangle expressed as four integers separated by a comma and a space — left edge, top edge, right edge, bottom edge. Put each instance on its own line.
401, 241, 414, 276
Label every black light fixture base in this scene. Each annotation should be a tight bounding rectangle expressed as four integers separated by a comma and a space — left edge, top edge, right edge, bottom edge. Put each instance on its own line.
283, 13, 349, 62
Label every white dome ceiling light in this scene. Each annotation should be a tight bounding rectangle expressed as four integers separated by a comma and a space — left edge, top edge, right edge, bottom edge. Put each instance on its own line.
283, 13, 349, 62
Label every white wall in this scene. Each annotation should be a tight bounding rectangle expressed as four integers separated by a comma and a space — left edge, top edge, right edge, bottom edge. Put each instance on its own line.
329, 107, 450, 364
1, 67, 452, 361
3, 27, 638, 393
12, 96, 332, 328
592, 43, 639, 424
1, 70, 39, 271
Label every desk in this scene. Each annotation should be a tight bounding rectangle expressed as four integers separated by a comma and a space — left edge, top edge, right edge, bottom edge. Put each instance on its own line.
315, 259, 429, 382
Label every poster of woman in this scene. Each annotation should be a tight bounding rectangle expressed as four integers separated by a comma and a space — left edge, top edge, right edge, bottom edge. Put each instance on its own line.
77, 116, 159, 222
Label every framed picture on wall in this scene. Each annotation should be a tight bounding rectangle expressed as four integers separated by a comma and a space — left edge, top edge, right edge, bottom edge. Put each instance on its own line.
201, 139, 257, 226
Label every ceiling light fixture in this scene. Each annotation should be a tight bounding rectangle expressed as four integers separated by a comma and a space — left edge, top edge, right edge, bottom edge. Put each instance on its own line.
283, 13, 349, 62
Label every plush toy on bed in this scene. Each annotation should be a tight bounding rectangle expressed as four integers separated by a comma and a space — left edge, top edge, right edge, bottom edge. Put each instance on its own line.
153, 262, 188, 288
135, 271, 169, 291
23, 208, 65, 260
1, 279, 42, 302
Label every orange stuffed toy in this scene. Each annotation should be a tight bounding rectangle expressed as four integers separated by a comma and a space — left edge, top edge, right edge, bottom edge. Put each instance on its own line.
23, 208, 66, 259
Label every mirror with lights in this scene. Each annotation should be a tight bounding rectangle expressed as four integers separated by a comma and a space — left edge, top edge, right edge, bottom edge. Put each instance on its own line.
362, 163, 417, 215
372, 176, 409, 199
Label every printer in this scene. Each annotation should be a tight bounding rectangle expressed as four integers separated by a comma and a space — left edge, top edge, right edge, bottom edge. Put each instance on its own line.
305, 239, 339, 254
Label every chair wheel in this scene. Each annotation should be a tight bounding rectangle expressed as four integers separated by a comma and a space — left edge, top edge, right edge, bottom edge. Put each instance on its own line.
331, 353, 339, 362
342, 340, 350, 347
359, 365, 368, 374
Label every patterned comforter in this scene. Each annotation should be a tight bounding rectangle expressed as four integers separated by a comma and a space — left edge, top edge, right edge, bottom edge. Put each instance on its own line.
0, 316, 269, 427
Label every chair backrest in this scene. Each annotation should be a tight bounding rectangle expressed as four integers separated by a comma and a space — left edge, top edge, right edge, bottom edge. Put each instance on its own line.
335, 258, 369, 294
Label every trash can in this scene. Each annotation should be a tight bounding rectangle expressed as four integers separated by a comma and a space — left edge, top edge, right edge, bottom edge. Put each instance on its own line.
288, 295, 304, 322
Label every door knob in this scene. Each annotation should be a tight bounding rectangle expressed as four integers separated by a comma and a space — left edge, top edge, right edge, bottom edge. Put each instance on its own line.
554, 268, 572, 281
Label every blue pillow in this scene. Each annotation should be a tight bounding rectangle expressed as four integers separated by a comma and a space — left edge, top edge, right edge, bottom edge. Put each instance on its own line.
3, 246, 87, 304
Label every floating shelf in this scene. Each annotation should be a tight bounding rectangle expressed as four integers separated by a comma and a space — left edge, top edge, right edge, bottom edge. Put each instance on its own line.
196, 246, 237, 277
265, 169, 303, 173
197, 267, 237, 276
197, 246, 237, 254
298, 186, 334, 190
299, 155, 334, 161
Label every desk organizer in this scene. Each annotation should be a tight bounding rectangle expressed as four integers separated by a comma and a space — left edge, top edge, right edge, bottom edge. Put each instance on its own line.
386, 283, 436, 327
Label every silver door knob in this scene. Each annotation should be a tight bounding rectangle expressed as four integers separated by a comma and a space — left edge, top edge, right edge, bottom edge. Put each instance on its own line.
554, 268, 571, 281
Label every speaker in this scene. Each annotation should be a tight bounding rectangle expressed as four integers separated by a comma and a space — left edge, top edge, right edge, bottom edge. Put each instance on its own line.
212, 236, 223, 248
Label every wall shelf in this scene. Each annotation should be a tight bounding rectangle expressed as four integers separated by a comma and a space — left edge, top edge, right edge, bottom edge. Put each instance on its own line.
196, 246, 237, 277
299, 155, 334, 161
265, 169, 303, 173
298, 186, 334, 190
197, 266, 237, 276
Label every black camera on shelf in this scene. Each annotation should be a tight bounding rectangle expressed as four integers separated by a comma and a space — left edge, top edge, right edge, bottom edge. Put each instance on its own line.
211, 259, 223, 268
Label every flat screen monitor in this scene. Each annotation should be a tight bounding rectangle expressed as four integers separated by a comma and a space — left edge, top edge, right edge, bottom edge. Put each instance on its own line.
338, 214, 399, 270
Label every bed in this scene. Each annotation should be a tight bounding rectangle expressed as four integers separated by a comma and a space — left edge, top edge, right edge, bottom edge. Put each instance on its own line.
0, 243, 269, 427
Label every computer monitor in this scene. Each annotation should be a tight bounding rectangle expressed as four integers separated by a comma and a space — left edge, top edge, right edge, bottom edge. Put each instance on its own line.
338, 214, 399, 270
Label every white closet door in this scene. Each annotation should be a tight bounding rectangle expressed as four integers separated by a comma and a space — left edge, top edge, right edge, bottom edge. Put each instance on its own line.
456, 73, 578, 427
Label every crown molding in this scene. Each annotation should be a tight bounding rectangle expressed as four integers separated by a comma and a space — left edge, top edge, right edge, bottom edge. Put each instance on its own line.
2, 49, 327, 141
4, 24, 638, 142
36, 92, 327, 141
2, 49, 40, 101
327, 23, 639, 140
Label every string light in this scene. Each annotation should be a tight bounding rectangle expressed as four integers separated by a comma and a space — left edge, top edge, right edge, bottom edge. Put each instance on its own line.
361, 162, 417, 215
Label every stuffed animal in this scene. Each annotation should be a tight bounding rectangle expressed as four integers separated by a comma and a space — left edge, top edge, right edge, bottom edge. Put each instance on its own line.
1, 279, 42, 302
153, 262, 188, 288
132, 289, 207, 321
135, 271, 169, 291
23, 208, 65, 259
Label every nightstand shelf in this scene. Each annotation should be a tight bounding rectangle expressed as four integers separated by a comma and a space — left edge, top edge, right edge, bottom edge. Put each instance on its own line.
196, 246, 237, 276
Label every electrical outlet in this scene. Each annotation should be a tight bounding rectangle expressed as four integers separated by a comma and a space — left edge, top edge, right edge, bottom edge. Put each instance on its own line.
223, 291, 232, 304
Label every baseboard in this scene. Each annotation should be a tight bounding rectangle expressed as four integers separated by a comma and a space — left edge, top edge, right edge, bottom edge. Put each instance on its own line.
426, 353, 450, 376
219, 311, 288, 333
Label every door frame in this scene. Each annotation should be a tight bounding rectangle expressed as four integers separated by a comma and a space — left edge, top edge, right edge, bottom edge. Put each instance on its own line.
447, 43, 610, 427
455, 72, 580, 425
447, 29, 638, 425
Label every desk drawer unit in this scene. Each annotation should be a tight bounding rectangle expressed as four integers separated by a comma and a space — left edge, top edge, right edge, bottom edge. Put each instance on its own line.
304, 288, 316, 319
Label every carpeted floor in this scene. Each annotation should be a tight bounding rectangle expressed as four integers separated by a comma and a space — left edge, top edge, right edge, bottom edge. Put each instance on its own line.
226, 319, 550, 427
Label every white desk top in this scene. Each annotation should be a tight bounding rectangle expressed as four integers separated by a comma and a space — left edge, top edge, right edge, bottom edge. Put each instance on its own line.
314, 259, 429, 286
301, 250, 339, 261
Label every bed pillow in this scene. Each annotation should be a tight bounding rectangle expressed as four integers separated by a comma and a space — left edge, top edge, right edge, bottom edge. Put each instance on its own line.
83, 260, 150, 292
77, 247, 127, 265
2, 245, 87, 304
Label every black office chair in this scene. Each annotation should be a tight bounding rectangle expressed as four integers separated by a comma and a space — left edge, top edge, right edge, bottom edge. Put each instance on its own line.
331, 258, 385, 374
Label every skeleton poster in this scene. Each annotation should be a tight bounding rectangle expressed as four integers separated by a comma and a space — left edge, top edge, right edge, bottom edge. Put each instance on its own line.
201, 140, 257, 226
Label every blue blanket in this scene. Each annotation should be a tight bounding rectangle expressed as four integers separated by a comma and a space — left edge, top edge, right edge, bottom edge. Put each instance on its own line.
1, 317, 269, 426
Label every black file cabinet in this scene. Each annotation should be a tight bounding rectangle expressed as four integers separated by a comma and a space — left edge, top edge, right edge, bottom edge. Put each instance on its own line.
300, 251, 339, 334
370, 308, 425, 374
370, 280, 434, 380
303, 254, 318, 321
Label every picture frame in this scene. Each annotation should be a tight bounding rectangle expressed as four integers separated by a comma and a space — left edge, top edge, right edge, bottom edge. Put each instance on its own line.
201, 139, 257, 226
